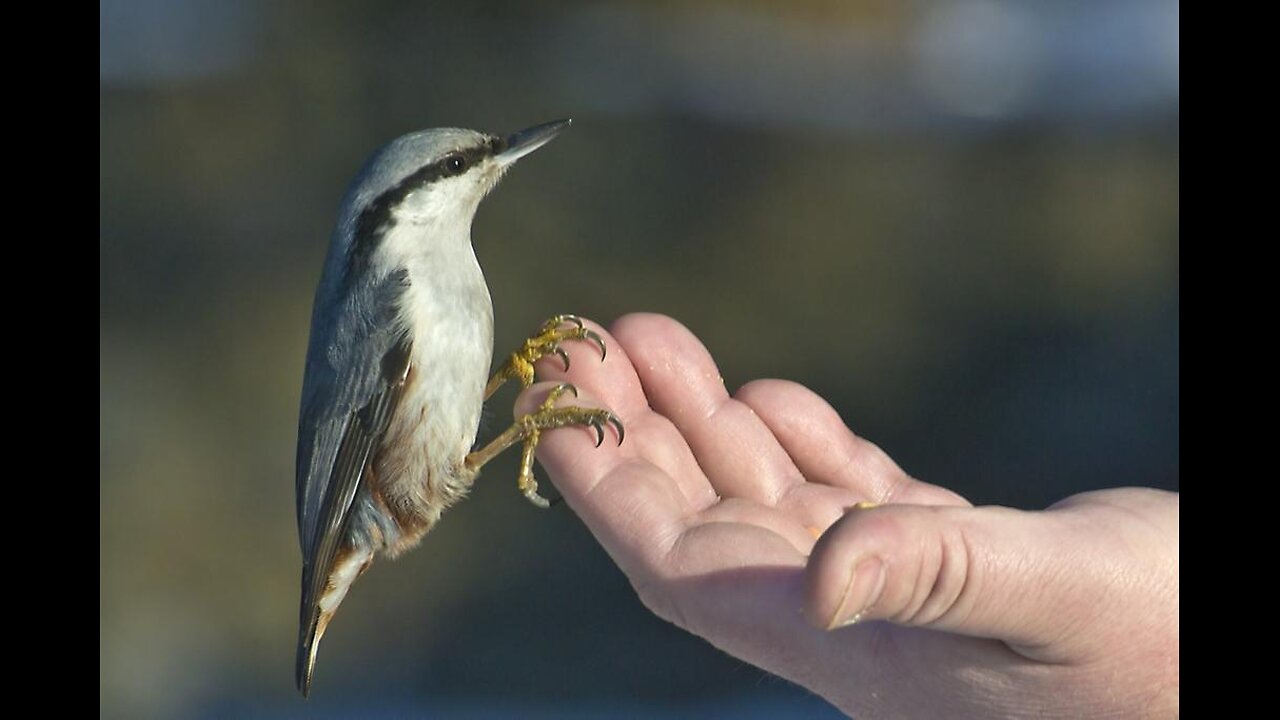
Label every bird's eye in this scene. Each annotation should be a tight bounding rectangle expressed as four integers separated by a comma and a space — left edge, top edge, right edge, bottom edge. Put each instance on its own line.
444, 154, 467, 175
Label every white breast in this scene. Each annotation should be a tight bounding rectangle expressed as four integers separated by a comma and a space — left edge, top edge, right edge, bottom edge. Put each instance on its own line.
370, 205, 495, 537
398, 259, 494, 461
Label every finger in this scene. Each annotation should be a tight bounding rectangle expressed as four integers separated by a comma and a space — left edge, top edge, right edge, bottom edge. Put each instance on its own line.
514, 382, 690, 577
529, 318, 650, 428
803, 503, 1109, 657
612, 313, 804, 505
736, 379, 969, 507
529, 318, 720, 511
514, 381, 709, 518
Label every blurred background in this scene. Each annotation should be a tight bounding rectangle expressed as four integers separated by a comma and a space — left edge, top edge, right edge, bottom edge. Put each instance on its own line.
100, 0, 1178, 717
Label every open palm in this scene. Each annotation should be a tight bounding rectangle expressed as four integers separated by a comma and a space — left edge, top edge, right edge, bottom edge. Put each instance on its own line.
516, 313, 1177, 719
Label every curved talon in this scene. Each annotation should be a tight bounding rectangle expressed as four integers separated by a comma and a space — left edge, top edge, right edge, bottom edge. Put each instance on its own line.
583, 329, 607, 361
544, 382, 578, 405
559, 314, 585, 330
608, 415, 626, 446
554, 347, 572, 371
590, 419, 605, 448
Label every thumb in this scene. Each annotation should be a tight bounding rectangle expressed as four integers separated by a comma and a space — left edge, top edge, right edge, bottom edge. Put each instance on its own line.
804, 503, 1104, 661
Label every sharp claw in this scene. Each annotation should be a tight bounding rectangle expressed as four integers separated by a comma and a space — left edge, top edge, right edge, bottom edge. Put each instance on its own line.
591, 419, 605, 448
554, 347, 571, 371
547, 382, 577, 402
560, 315, 584, 330
608, 415, 625, 445
584, 330, 607, 361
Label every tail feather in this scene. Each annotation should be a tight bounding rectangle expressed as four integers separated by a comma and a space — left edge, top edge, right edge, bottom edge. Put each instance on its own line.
296, 546, 375, 696
296, 609, 322, 697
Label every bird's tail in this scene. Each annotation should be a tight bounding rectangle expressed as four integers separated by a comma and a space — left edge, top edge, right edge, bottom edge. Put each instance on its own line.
296, 545, 375, 697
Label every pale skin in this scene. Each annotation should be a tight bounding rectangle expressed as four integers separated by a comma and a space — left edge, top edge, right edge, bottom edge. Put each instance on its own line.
513, 313, 1178, 719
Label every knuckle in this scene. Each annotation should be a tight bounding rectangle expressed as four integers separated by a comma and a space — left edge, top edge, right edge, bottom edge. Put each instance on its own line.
895, 514, 975, 627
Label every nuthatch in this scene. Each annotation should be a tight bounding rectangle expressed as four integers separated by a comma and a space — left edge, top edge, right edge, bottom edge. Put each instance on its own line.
294, 119, 622, 696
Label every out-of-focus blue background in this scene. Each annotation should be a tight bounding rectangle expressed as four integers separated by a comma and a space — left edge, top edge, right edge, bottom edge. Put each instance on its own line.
100, 1, 1178, 717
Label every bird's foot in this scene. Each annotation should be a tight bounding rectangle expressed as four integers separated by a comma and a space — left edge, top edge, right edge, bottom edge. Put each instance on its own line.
513, 383, 624, 508
485, 315, 606, 398
465, 383, 624, 508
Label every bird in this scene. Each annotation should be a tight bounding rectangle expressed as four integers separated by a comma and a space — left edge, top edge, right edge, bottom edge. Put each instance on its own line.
294, 119, 623, 696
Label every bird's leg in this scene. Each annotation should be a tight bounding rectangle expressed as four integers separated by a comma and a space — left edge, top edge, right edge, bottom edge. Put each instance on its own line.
465, 383, 624, 508
484, 315, 606, 400
474, 316, 617, 507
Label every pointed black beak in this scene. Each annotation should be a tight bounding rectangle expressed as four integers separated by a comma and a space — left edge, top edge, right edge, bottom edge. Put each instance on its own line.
496, 118, 572, 167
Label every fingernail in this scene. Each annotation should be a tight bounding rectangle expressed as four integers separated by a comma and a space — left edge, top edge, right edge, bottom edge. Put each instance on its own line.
828, 557, 886, 630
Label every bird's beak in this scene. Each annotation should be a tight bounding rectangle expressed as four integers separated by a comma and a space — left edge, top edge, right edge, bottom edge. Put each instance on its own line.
496, 118, 572, 168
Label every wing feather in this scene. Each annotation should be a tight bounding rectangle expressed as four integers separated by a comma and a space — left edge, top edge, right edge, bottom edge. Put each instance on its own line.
293, 268, 410, 694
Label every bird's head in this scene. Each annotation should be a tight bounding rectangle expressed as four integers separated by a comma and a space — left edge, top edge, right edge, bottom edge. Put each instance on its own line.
332, 119, 572, 279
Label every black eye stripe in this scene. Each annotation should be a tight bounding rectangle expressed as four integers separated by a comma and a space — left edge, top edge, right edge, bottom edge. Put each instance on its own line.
418, 144, 488, 182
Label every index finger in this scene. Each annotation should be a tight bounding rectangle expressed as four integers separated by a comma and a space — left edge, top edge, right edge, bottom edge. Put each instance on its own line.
512, 324, 713, 574
525, 318, 721, 513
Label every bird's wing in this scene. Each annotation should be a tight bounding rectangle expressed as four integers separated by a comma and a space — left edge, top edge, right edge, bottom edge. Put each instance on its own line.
294, 269, 411, 691
298, 335, 410, 610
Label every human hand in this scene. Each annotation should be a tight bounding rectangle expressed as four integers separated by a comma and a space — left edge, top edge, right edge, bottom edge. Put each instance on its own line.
516, 313, 1178, 718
